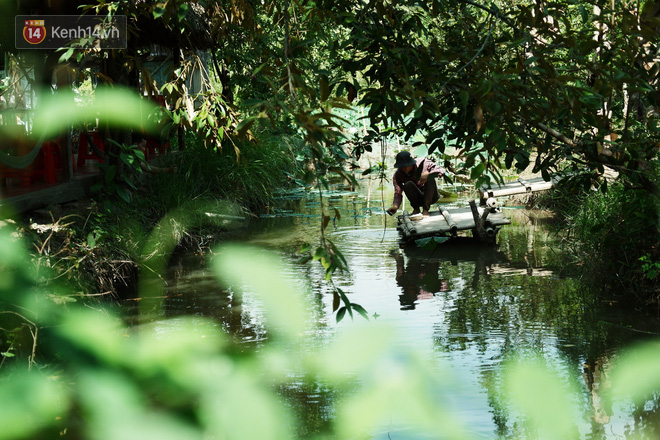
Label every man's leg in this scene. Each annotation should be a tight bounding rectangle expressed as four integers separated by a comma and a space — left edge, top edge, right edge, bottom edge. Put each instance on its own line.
402, 181, 424, 214
422, 178, 440, 215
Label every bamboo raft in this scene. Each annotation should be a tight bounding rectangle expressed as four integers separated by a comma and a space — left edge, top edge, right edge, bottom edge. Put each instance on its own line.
396, 201, 510, 246
397, 175, 560, 247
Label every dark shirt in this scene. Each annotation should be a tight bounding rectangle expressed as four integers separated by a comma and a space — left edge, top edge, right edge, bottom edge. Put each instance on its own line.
392, 157, 445, 208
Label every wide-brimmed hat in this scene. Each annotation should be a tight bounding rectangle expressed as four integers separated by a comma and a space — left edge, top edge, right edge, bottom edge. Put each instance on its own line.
394, 151, 416, 168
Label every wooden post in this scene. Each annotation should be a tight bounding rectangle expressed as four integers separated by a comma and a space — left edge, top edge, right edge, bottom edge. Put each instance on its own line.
63, 130, 74, 181
480, 206, 490, 225
469, 200, 488, 242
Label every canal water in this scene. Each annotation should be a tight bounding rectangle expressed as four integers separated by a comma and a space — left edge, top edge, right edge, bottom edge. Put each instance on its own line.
128, 178, 660, 439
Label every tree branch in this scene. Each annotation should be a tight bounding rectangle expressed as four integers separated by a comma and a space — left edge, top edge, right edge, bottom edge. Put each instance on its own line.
535, 122, 577, 147
455, 0, 551, 47
456, 0, 518, 30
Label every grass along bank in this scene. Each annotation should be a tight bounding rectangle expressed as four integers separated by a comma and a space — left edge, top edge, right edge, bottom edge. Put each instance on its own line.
8, 132, 301, 300
534, 179, 660, 311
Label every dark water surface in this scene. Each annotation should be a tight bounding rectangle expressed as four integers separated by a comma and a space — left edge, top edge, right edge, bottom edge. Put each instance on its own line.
126, 179, 660, 439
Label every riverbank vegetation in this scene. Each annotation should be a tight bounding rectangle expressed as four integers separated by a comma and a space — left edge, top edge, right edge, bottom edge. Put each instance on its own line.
527, 169, 659, 309
558, 179, 659, 308
10, 127, 301, 299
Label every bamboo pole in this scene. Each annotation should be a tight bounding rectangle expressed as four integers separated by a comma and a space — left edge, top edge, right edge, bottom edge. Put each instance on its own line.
469, 200, 487, 242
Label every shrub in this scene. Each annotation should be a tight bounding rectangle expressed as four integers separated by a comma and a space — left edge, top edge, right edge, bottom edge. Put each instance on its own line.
560, 182, 659, 308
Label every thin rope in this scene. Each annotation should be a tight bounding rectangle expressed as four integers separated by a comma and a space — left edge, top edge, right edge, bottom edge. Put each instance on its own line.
0, 133, 47, 169
380, 135, 388, 244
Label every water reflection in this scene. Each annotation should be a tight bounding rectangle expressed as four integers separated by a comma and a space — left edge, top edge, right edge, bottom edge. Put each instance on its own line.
391, 248, 447, 310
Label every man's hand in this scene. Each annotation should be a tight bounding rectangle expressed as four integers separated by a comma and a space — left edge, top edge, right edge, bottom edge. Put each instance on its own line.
386, 206, 398, 216
419, 172, 429, 184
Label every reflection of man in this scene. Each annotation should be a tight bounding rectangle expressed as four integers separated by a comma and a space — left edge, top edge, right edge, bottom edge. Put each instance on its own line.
386, 151, 445, 217
391, 250, 448, 310
583, 355, 613, 425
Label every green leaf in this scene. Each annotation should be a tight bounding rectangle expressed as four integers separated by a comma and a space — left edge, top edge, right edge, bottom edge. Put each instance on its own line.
153, 6, 166, 18
433, 236, 450, 245
87, 232, 96, 248
336, 306, 347, 323
120, 152, 134, 166
313, 246, 328, 261
177, 3, 189, 21
58, 47, 74, 63
608, 341, 660, 406
297, 255, 312, 264
322, 215, 331, 231
78, 370, 203, 440
351, 303, 369, 320
470, 162, 486, 180
125, 178, 138, 190
236, 117, 258, 135
415, 237, 432, 248
199, 371, 295, 440
502, 356, 579, 440
116, 186, 131, 203
0, 371, 67, 440
105, 165, 117, 184
320, 75, 330, 101
459, 90, 469, 109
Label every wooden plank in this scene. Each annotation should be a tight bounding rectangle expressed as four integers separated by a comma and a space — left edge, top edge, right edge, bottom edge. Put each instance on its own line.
0, 171, 99, 214
487, 265, 554, 277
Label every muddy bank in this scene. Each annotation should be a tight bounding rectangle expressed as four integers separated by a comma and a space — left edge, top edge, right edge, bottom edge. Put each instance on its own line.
8, 197, 245, 301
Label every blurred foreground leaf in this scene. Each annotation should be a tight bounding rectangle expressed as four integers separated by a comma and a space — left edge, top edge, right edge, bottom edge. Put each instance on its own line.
211, 244, 310, 341
0, 372, 67, 440
0, 226, 37, 303
608, 340, 660, 406
502, 356, 579, 440
313, 322, 469, 438
78, 370, 202, 440
31, 87, 159, 138
199, 370, 296, 440
330, 324, 471, 440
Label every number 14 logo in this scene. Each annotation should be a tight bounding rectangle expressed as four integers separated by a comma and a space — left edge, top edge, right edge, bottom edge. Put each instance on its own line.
23, 20, 46, 45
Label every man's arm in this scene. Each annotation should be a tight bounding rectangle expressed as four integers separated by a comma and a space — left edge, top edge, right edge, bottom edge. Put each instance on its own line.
419, 159, 445, 184
387, 172, 403, 215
